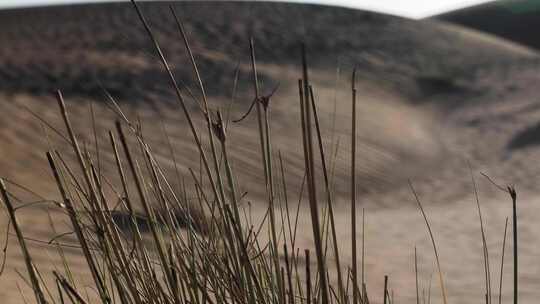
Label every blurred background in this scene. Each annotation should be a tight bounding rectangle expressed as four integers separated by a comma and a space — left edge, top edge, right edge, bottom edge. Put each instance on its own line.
1, 0, 540, 303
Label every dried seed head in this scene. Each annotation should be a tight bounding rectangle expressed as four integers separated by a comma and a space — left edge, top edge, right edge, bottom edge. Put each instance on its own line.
259, 95, 270, 109
260, 82, 280, 110
233, 83, 280, 122
211, 110, 226, 143
508, 186, 517, 201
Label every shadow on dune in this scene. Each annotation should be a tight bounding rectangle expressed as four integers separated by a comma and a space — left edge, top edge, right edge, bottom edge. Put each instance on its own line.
507, 121, 540, 150
110, 209, 209, 235
415, 75, 466, 96
0, 61, 275, 102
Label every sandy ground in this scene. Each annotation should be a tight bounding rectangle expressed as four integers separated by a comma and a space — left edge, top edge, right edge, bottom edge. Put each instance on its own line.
2, 2, 540, 303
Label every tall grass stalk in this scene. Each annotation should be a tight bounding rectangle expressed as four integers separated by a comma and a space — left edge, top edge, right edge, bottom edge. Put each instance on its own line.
469, 165, 491, 304
130, 0, 222, 209
499, 217, 508, 304
508, 187, 517, 304
299, 44, 329, 304
170, 6, 227, 209
351, 68, 358, 304
409, 182, 448, 304
248, 37, 283, 304
0, 179, 47, 304
308, 86, 345, 303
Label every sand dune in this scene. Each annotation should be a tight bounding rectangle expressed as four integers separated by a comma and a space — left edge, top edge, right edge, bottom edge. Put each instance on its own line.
2, 1, 540, 303
438, 0, 540, 51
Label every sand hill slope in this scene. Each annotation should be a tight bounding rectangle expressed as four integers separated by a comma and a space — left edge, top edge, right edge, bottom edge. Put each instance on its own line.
438, 0, 540, 50
0, 1, 536, 202
2, 1, 540, 303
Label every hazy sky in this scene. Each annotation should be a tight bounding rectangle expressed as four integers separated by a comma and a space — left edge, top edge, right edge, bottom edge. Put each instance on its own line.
0, 0, 493, 18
